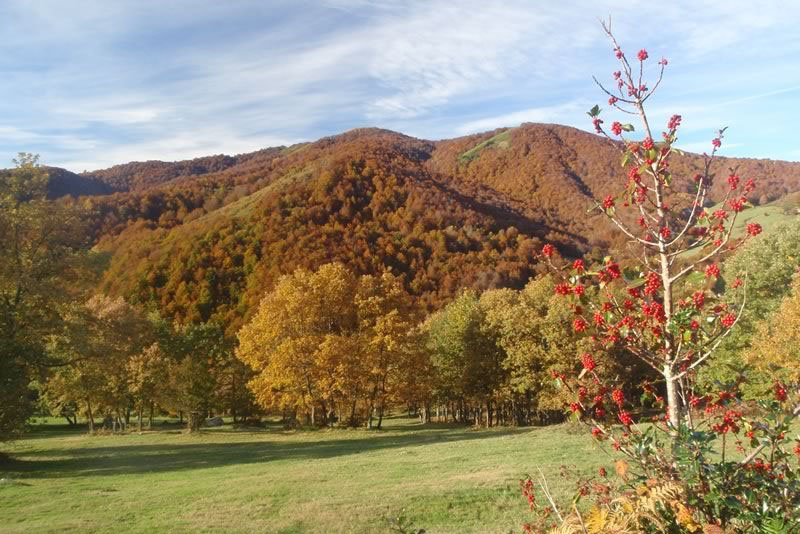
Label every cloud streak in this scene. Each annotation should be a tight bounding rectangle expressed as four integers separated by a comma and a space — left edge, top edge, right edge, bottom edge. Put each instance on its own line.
0, 0, 798, 170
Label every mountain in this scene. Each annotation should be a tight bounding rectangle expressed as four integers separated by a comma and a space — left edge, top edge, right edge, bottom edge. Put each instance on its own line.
46, 123, 800, 332
43, 167, 115, 198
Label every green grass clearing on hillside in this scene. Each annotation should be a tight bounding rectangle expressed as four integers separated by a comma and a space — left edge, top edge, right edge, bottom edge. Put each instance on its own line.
459, 130, 513, 164
724, 204, 798, 240
280, 143, 310, 156
679, 200, 799, 260
185, 165, 315, 227
0, 417, 605, 534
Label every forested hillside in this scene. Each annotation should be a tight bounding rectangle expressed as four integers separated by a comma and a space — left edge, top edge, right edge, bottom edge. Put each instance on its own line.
42, 123, 800, 333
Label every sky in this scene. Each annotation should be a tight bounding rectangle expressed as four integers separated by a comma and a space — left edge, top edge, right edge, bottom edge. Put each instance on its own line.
1, 0, 799, 171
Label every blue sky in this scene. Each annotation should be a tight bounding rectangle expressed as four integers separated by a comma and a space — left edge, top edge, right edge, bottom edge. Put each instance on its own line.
1, 0, 799, 171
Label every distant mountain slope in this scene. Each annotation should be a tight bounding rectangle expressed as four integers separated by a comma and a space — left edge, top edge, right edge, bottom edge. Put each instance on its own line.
39, 123, 800, 330
429, 124, 800, 248
96, 129, 546, 331
71, 147, 297, 193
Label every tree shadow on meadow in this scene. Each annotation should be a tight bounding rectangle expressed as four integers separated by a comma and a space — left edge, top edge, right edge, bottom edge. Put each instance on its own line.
3, 423, 531, 480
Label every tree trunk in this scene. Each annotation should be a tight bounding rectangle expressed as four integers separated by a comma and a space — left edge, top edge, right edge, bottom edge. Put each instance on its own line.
148, 402, 154, 429
319, 400, 329, 426
348, 400, 357, 427
137, 404, 143, 432
86, 399, 95, 433
187, 411, 204, 432
376, 402, 385, 429
231, 373, 237, 424
665, 366, 680, 428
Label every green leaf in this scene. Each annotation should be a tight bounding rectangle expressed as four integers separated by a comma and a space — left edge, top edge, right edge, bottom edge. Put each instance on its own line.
621, 152, 630, 168
622, 267, 639, 282
587, 105, 601, 118
621, 123, 635, 132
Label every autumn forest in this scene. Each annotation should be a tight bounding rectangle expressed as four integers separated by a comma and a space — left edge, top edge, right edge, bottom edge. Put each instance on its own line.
4, 112, 800, 533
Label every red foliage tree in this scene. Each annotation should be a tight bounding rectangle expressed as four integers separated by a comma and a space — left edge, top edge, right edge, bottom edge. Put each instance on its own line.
544, 21, 762, 429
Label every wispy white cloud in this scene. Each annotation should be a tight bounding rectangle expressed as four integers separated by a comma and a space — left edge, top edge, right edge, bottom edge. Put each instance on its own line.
456, 101, 592, 135
0, 0, 798, 168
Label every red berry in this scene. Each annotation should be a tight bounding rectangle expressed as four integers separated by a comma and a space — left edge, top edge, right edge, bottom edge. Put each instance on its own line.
619, 410, 634, 425
728, 196, 746, 212
555, 283, 572, 296
721, 313, 736, 328
692, 291, 705, 310
644, 272, 661, 296
775, 382, 788, 402
747, 223, 762, 237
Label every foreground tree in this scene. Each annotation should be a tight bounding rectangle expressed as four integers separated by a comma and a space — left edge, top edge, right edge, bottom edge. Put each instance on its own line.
424, 291, 503, 426
0, 154, 89, 440
746, 275, 800, 384
698, 219, 800, 395
545, 24, 761, 428
482, 276, 649, 424
126, 343, 168, 431
519, 23, 800, 533
238, 263, 422, 427
161, 322, 234, 431
44, 295, 155, 432
355, 272, 423, 429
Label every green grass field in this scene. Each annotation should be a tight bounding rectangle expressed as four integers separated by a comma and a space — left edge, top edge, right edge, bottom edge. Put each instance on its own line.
459, 129, 513, 164
0, 417, 603, 534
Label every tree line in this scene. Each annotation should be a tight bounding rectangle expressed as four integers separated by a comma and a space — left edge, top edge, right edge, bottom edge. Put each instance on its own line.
2, 153, 799, 440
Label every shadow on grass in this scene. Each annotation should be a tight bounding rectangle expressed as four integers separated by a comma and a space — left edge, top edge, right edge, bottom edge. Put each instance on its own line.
4, 424, 529, 480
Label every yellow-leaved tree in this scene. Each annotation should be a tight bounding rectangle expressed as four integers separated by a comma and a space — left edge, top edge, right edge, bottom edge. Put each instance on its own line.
237, 263, 423, 427
745, 276, 800, 385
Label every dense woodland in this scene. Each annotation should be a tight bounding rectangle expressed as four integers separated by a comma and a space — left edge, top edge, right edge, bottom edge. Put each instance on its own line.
2, 123, 800, 438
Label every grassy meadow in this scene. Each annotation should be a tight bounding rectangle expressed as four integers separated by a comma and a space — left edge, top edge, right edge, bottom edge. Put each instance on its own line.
0, 417, 604, 534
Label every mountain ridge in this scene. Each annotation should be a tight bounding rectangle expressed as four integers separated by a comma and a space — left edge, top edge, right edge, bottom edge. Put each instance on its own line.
34, 122, 800, 331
